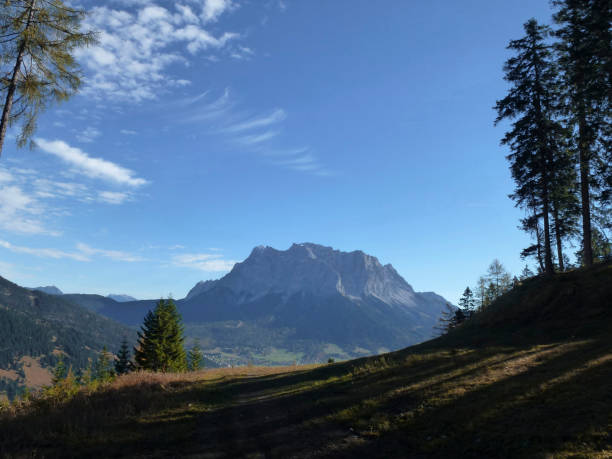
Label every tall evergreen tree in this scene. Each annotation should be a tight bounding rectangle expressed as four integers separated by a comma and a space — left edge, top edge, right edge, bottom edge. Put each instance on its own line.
495, 19, 567, 275
114, 338, 132, 376
553, 0, 612, 266
0, 0, 96, 156
134, 299, 187, 372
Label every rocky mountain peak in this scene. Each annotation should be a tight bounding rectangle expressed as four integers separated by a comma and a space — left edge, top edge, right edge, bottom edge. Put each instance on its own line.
196, 243, 417, 305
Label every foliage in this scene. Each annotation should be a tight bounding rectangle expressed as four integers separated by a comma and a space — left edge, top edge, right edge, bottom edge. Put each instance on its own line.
114, 338, 132, 376
0, 0, 96, 155
94, 346, 115, 383
134, 299, 187, 373
458, 287, 475, 312
187, 340, 203, 372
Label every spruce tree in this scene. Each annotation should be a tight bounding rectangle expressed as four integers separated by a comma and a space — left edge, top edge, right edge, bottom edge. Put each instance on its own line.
495, 19, 567, 275
94, 346, 115, 382
134, 309, 159, 370
188, 340, 204, 372
553, 0, 612, 266
51, 357, 66, 385
134, 299, 187, 372
114, 338, 132, 376
458, 287, 475, 313
0, 0, 96, 156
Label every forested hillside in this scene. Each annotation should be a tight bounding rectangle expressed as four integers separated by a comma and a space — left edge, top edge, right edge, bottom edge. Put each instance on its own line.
0, 276, 136, 399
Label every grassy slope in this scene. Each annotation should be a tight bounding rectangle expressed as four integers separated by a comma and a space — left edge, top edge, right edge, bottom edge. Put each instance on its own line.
1, 264, 611, 458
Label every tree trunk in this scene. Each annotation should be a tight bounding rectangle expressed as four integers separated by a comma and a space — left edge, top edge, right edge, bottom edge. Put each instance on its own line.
541, 182, 555, 275
0, 0, 36, 157
578, 107, 593, 267
553, 203, 565, 271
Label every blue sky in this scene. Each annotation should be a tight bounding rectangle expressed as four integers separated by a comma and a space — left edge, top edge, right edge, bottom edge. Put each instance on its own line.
0, 0, 556, 302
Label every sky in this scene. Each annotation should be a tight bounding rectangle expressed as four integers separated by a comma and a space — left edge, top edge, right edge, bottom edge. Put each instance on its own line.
0, 0, 557, 303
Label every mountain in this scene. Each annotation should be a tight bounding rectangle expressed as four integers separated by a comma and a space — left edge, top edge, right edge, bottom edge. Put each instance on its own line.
0, 276, 136, 399
185, 280, 218, 300
107, 294, 137, 302
31, 285, 63, 295
63, 243, 451, 365
177, 243, 450, 364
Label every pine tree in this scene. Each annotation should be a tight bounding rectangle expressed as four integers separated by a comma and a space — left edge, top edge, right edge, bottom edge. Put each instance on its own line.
458, 287, 475, 316
495, 19, 568, 275
134, 299, 187, 372
520, 265, 535, 280
114, 338, 132, 375
553, 0, 612, 267
51, 357, 66, 385
0, 0, 96, 156
134, 309, 159, 370
188, 340, 204, 372
94, 346, 115, 382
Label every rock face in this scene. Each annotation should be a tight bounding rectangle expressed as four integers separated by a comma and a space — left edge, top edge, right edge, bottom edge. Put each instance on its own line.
185, 280, 218, 300
179, 243, 450, 356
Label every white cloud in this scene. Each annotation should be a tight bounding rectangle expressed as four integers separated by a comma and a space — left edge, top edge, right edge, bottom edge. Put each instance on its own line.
201, 0, 235, 23
0, 180, 55, 235
76, 2, 240, 102
98, 191, 131, 205
172, 253, 236, 272
77, 126, 102, 143
36, 138, 148, 187
120, 129, 138, 135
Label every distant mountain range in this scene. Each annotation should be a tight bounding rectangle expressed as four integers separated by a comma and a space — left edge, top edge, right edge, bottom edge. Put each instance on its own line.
29, 286, 138, 303
60, 243, 451, 365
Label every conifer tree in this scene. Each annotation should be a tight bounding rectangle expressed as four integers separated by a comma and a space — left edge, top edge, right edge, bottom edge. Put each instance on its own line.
495, 19, 567, 275
134, 299, 187, 372
458, 287, 475, 313
553, 0, 612, 266
114, 338, 132, 376
134, 309, 159, 370
94, 346, 115, 382
51, 357, 66, 385
0, 0, 96, 156
188, 340, 204, 372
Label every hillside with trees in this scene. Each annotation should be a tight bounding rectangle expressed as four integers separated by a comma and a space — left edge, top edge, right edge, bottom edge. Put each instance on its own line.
0, 275, 135, 399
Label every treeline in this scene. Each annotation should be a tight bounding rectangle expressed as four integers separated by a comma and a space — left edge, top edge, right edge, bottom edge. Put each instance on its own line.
438, 259, 517, 333
495, 0, 611, 273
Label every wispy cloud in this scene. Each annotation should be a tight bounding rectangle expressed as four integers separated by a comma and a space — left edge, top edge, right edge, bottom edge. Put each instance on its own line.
179, 90, 332, 176
76, 243, 144, 262
0, 240, 89, 261
224, 109, 286, 133
98, 191, 131, 205
36, 139, 148, 187
172, 252, 236, 272
0, 239, 143, 263
120, 129, 138, 135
